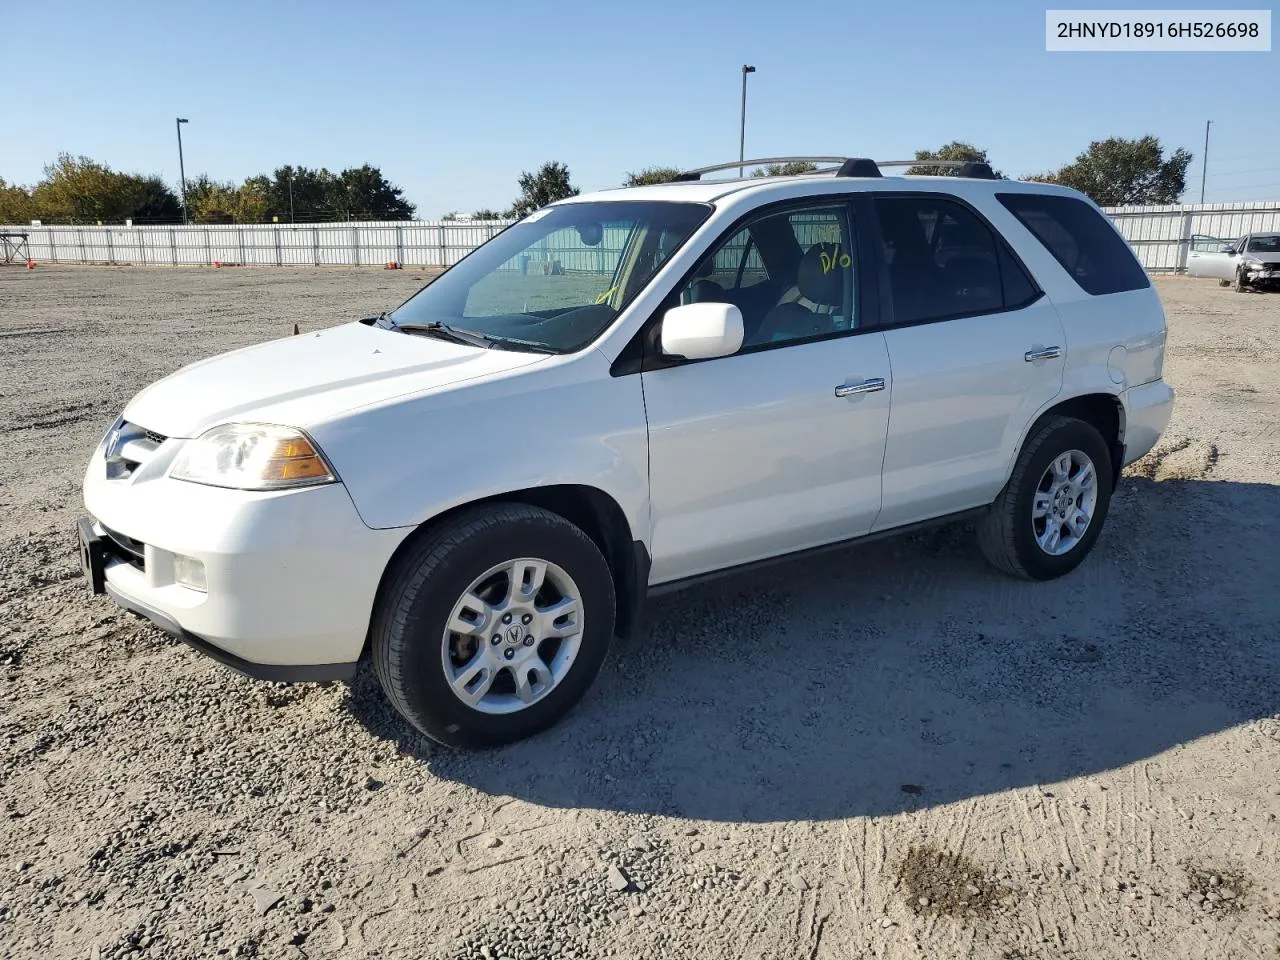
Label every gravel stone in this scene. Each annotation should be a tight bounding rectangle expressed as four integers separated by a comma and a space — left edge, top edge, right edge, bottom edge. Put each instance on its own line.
248, 888, 282, 916
1, 271, 1277, 960
606, 867, 631, 893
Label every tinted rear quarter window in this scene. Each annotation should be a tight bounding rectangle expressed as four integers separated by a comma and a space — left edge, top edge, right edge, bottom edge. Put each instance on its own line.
997, 193, 1149, 296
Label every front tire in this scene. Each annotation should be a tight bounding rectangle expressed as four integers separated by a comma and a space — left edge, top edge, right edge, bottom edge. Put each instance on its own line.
1233, 268, 1249, 293
371, 504, 615, 748
977, 416, 1114, 580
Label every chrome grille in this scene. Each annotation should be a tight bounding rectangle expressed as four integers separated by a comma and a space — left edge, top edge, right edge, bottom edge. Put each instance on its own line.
106, 421, 166, 480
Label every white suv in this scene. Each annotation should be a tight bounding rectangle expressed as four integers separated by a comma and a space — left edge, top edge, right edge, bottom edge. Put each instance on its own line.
79, 156, 1174, 747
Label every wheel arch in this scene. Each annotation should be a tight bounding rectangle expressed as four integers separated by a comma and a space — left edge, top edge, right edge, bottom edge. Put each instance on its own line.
1010, 392, 1126, 489
365, 484, 649, 661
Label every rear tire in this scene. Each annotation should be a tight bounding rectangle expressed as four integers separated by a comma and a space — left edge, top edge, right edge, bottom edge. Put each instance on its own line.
977, 416, 1113, 581
1218, 279, 1231, 288
371, 503, 615, 748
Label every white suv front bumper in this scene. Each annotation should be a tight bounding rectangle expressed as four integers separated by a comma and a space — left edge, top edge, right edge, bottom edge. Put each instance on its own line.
81, 443, 409, 681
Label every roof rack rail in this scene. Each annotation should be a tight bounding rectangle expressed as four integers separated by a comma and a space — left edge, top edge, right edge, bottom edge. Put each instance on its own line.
875, 159, 998, 179
672, 156, 999, 182
673, 157, 853, 181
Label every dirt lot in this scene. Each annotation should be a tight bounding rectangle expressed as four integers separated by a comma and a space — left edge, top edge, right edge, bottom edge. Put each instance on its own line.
1, 266, 1278, 960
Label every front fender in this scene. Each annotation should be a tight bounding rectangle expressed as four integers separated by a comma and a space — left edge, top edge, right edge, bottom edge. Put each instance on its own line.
309, 351, 651, 544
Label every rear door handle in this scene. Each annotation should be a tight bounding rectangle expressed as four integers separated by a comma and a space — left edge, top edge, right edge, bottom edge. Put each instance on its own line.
1024, 346, 1062, 362
834, 377, 886, 398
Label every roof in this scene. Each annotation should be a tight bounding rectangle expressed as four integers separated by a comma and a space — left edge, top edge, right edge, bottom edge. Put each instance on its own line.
559, 172, 1084, 208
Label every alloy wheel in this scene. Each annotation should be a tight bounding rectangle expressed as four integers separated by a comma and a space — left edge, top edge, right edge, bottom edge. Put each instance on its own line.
1032, 449, 1098, 556
440, 558, 583, 715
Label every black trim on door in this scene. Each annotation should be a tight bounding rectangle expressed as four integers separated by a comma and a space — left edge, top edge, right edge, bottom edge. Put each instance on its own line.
609, 193, 884, 377
861, 190, 1045, 333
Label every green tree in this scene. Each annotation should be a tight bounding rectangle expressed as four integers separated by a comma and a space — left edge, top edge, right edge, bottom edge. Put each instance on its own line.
183, 175, 267, 223
247, 166, 331, 222
135, 176, 183, 221
752, 161, 817, 177
186, 175, 239, 223
509, 161, 578, 218
624, 166, 682, 186
236, 178, 269, 223
1028, 136, 1191, 207
440, 211, 459, 221
0, 177, 36, 223
28, 154, 182, 223
471, 208, 505, 220
906, 142, 1003, 178
326, 164, 416, 221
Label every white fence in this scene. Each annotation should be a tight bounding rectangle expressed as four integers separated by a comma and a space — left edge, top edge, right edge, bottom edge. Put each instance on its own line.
0, 220, 515, 268
5, 200, 1280, 272
1102, 201, 1280, 272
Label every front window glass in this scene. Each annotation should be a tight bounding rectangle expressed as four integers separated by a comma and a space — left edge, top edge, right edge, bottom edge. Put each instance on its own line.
390, 201, 709, 353
1246, 235, 1280, 253
673, 204, 857, 351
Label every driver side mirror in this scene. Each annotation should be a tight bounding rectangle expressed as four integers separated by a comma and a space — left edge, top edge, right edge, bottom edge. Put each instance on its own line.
1221, 245, 1237, 254
661, 302, 744, 360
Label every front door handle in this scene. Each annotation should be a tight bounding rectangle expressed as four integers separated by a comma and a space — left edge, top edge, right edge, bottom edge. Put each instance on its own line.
1024, 346, 1062, 362
834, 377, 886, 398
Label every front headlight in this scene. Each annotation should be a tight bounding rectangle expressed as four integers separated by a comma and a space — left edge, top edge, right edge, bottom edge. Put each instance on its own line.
170, 423, 337, 490
1243, 257, 1265, 269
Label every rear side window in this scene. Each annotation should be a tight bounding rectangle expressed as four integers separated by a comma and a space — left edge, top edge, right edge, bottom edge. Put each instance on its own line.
997, 193, 1149, 296
873, 195, 1040, 326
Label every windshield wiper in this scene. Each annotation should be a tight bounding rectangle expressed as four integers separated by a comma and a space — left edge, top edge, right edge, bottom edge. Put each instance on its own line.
394, 320, 557, 354
396, 321, 500, 349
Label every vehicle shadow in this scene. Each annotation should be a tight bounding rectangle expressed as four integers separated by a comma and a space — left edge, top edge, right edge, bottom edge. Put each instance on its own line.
343, 476, 1280, 823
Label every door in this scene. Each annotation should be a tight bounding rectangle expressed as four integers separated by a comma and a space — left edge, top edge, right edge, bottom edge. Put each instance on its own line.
1188, 236, 1241, 279
641, 199, 892, 584
1216, 235, 1247, 279
869, 193, 1066, 531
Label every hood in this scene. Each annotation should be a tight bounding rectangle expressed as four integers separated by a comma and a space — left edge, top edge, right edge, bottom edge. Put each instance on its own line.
123, 322, 549, 438
1244, 251, 1280, 264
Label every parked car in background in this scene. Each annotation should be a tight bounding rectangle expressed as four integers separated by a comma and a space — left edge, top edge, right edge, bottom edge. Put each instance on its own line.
1186, 231, 1280, 291
79, 156, 1174, 748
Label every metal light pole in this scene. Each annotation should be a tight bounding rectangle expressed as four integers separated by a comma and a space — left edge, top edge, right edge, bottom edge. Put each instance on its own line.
1199, 120, 1212, 204
738, 65, 756, 177
175, 118, 190, 223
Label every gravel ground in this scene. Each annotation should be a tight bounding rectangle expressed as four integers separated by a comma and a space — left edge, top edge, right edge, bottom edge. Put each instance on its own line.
1, 266, 1278, 960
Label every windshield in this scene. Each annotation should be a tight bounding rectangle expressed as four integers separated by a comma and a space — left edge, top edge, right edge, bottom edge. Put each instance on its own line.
1246, 235, 1280, 254
389, 201, 711, 353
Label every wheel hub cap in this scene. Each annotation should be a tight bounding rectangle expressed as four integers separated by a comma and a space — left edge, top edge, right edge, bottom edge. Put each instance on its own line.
1032, 449, 1099, 557
441, 558, 583, 716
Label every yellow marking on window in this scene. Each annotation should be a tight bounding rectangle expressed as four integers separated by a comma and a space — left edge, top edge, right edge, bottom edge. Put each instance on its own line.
594, 285, 619, 304
820, 244, 853, 274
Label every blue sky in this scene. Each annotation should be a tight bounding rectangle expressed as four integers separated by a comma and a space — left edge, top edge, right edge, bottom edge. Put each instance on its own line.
1, 0, 1276, 216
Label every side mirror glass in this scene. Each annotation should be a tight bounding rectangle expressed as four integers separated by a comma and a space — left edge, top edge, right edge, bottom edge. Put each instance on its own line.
660, 302, 744, 360
1221, 245, 1236, 254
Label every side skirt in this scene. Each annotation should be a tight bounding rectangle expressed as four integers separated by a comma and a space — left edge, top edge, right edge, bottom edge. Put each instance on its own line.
645, 507, 988, 599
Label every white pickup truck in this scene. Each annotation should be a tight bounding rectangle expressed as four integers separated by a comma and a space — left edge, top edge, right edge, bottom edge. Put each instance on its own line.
1186, 232, 1280, 291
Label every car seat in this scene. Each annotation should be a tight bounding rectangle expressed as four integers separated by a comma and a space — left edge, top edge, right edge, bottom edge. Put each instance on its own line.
745, 243, 846, 346
686, 257, 725, 304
